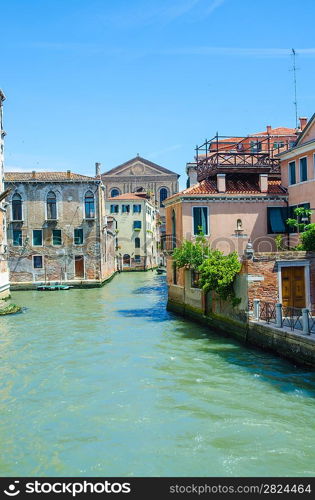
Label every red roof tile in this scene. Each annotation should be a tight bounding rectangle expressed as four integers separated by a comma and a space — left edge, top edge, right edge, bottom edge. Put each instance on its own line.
166, 176, 287, 201
5, 171, 96, 182
108, 192, 150, 201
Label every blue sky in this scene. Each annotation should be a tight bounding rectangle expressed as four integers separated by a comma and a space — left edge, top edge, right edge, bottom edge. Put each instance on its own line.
2, 0, 315, 188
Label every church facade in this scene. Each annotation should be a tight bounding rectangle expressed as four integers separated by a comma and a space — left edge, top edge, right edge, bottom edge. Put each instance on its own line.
101, 155, 179, 221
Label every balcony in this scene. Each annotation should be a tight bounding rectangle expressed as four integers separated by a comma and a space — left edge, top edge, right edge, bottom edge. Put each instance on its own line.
195, 134, 289, 182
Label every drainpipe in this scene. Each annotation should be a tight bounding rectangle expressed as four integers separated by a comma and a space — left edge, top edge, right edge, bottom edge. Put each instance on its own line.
285, 199, 290, 250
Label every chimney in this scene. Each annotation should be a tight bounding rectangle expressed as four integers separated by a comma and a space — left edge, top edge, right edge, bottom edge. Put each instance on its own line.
32, 170, 36, 179
217, 173, 226, 193
95, 162, 101, 177
299, 117, 308, 131
259, 173, 268, 193
266, 125, 272, 134
186, 163, 198, 186
67, 169, 71, 179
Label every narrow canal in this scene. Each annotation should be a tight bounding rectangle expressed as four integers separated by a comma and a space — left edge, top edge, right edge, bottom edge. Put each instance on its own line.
1, 272, 315, 477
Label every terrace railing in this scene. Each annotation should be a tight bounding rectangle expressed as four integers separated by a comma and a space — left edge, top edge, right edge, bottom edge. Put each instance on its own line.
253, 300, 315, 335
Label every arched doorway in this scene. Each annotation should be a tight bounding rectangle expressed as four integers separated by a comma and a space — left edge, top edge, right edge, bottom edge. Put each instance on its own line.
123, 254, 131, 267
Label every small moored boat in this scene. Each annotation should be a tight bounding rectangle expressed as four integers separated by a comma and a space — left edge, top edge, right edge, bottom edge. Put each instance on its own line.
36, 282, 73, 291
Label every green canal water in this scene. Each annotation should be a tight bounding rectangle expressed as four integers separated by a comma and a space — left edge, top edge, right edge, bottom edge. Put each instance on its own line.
1, 272, 315, 477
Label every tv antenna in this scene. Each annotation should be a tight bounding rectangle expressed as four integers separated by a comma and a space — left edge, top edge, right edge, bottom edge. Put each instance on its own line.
291, 48, 299, 129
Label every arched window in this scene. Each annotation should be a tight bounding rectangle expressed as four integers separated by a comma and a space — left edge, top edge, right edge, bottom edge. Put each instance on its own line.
110, 188, 120, 198
135, 237, 140, 248
171, 209, 176, 250
85, 191, 95, 219
12, 193, 22, 221
47, 191, 57, 220
159, 187, 169, 207
123, 254, 130, 267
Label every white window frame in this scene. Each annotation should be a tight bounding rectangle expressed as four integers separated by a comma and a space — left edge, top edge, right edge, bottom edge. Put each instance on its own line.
110, 204, 119, 214
52, 229, 62, 246
192, 205, 210, 236
11, 192, 23, 222
299, 156, 308, 183
33, 254, 44, 269
12, 229, 23, 247
32, 229, 43, 247
45, 191, 58, 221
74, 227, 84, 246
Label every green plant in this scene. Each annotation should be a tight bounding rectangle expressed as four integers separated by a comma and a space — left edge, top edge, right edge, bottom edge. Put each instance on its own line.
275, 234, 284, 251
286, 207, 313, 234
0, 304, 22, 315
300, 223, 315, 251
198, 250, 241, 305
172, 231, 210, 270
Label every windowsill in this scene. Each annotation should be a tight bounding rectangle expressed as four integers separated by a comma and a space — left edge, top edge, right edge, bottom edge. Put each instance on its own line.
46, 218, 58, 222
289, 179, 315, 187
11, 219, 24, 223
84, 217, 95, 221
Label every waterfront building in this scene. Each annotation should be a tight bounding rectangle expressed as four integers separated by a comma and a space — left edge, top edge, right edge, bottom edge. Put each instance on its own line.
0, 90, 10, 299
4, 169, 116, 288
106, 191, 159, 271
165, 124, 299, 259
278, 115, 315, 235
101, 155, 179, 242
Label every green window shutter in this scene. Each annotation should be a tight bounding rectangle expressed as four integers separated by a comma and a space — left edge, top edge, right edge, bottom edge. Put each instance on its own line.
201, 207, 208, 234
289, 161, 296, 185
33, 230, 43, 246
13, 229, 22, 246
53, 229, 62, 245
300, 158, 308, 182
74, 228, 83, 245
193, 207, 208, 235
193, 207, 201, 235
267, 207, 285, 234
133, 220, 141, 229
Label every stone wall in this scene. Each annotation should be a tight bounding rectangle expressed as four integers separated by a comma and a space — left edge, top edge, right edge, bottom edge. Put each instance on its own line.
244, 252, 315, 310
167, 266, 315, 368
5, 179, 116, 287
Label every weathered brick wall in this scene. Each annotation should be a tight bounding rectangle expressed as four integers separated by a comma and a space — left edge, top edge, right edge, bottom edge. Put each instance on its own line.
5, 180, 116, 285
245, 252, 315, 310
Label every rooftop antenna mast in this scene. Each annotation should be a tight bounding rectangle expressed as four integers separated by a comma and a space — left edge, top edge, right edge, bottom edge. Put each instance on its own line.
291, 48, 298, 129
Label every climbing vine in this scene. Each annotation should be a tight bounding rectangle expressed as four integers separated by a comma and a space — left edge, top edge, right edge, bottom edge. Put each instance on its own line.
172, 234, 241, 305
198, 250, 241, 304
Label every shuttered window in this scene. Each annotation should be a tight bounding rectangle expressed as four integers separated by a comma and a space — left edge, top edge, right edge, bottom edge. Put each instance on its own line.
289, 161, 296, 185
299, 157, 308, 182
33, 230, 43, 246
267, 207, 287, 234
193, 207, 208, 235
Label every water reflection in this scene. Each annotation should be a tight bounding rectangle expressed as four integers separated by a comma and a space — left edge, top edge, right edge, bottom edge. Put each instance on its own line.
0, 272, 314, 477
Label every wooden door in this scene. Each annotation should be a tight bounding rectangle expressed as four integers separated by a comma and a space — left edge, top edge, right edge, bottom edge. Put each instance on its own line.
281, 266, 306, 308
75, 255, 84, 278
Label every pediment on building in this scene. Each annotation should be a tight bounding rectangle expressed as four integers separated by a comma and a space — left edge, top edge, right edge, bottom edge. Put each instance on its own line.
102, 156, 179, 178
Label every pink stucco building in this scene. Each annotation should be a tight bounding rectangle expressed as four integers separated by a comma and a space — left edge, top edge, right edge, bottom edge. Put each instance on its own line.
165, 125, 298, 257
278, 114, 315, 247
